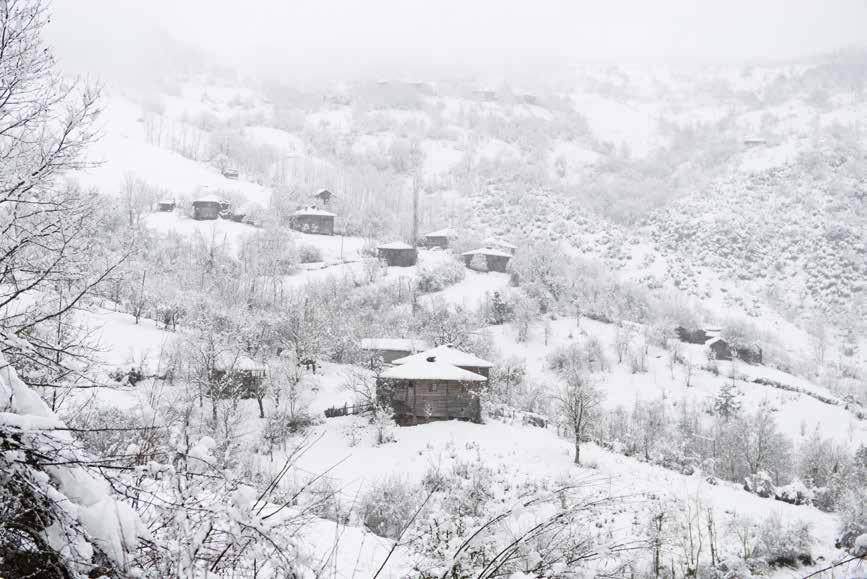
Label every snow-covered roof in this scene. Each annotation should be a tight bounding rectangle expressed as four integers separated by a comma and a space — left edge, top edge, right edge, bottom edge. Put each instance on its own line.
482, 237, 517, 249
705, 337, 727, 347
377, 241, 414, 250
360, 338, 429, 352
158, 199, 175, 204
380, 358, 486, 382
194, 194, 225, 204
215, 352, 266, 371
425, 228, 457, 238
294, 207, 336, 217
392, 345, 493, 368
462, 247, 512, 258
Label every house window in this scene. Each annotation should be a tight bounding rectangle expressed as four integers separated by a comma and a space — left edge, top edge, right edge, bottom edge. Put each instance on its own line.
429, 383, 437, 393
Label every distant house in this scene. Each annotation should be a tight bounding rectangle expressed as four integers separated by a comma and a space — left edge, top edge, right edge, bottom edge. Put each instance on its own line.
210, 353, 266, 399
313, 189, 333, 206
378, 354, 487, 425
706, 337, 763, 365
360, 338, 429, 366
473, 89, 497, 102
482, 237, 517, 255
517, 93, 538, 105
156, 200, 176, 212
377, 241, 417, 267
192, 195, 228, 221
222, 167, 240, 179
461, 247, 512, 273
743, 137, 767, 147
391, 345, 493, 378
290, 206, 336, 235
424, 228, 457, 249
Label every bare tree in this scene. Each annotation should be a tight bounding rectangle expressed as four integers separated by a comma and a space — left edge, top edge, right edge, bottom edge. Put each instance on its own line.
557, 367, 602, 465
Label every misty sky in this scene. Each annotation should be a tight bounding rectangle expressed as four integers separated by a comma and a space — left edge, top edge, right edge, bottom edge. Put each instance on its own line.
50, 0, 867, 80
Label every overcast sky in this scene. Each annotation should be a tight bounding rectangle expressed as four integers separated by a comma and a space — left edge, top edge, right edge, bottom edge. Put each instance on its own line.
49, 0, 867, 81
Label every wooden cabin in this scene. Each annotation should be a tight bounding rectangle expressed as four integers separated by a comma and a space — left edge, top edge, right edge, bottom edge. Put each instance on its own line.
192, 196, 228, 220
706, 337, 763, 365
391, 345, 493, 379
222, 167, 240, 179
210, 354, 266, 399
290, 206, 336, 235
378, 356, 487, 425
156, 200, 176, 212
461, 247, 512, 273
377, 241, 417, 267
482, 237, 517, 255
360, 338, 429, 366
424, 228, 457, 249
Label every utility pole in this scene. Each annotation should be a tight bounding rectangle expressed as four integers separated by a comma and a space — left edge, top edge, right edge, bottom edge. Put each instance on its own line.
411, 173, 419, 247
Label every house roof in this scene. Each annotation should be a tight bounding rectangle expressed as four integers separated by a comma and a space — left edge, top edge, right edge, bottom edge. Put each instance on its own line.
425, 228, 457, 238
215, 352, 266, 371
705, 337, 727, 347
194, 194, 225, 204
314, 188, 332, 197
360, 338, 429, 352
482, 237, 517, 249
392, 345, 493, 368
462, 247, 512, 258
293, 207, 336, 217
380, 358, 486, 382
377, 241, 414, 250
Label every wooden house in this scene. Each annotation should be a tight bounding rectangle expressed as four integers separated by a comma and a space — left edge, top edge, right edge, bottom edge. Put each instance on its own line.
290, 206, 336, 235
482, 237, 517, 255
378, 357, 487, 425
391, 345, 493, 378
156, 200, 176, 212
192, 195, 228, 220
360, 338, 429, 366
424, 227, 457, 249
461, 247, 512, 273
706, 337, 763, 365
377, 241, 417, 267
210, 354, 266, 399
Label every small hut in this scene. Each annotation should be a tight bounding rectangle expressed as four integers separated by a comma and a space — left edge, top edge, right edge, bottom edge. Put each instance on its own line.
290, 206, 336, 235
392, 345, 493, 378
482, 237, 517, 255
377, 241, 417, 267
222, 167, 240, 179
378, 356, 487, 425
210, 354, 267, 399
705, 337, 763, 365
156, 200, 176, 212
313, 189, 334, 206
192, 195, 227, 221
424, 228, 457, 249
461, 247, 512, 273
360, 338, 429, 366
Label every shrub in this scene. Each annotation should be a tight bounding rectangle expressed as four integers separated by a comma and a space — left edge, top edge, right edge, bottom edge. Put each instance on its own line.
359, 476, 421, 539
758, 513, 813, 567
298, 244, 323, 263
415, 260, 465, 293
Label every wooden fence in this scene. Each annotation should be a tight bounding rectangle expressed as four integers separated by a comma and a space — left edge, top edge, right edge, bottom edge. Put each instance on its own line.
323, 403, 372, 418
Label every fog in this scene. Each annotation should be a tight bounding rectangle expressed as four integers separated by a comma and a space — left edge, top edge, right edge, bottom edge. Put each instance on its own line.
49, 0, 867, 81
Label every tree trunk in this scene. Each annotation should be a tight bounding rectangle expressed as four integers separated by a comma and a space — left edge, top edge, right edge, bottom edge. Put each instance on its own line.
574, 437, 581, 465
256, 396, 265, 419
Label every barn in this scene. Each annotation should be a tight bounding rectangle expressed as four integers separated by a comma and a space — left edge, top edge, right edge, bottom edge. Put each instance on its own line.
482, 237, 517, 255
378, 356, 487, 425
391, 345, 493, 378
424, 228, 457, 249
377, 241, 417, 267
461, 247, 512, 273
360, 338, 430, 366
291, 207, 336, 235
156, 200, 176, 212
192, 195, 228, 220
